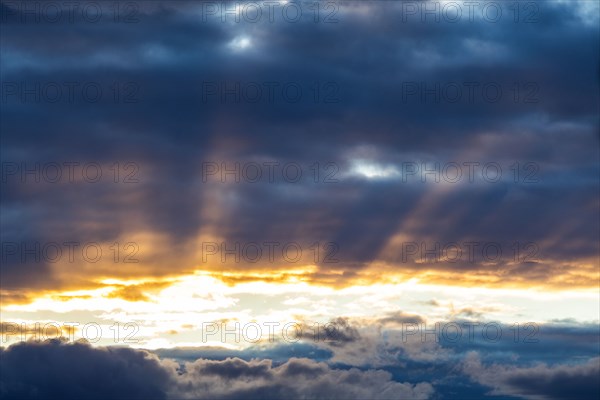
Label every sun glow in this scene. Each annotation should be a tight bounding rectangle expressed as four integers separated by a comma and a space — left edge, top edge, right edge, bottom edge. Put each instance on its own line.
3, 268, 598, 349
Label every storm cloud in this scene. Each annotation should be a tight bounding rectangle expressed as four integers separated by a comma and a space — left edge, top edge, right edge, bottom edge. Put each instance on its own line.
0, 340, 434, 399
1, 0, 598, 296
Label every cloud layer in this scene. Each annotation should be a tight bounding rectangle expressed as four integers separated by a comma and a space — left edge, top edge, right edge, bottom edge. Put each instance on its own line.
1, 0, 598, 298
0, 340, 434, 400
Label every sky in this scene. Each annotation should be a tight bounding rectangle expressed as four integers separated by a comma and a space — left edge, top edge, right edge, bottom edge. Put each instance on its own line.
0, 0, 599, 399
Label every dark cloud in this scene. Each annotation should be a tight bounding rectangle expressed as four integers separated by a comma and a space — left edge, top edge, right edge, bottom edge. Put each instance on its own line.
1, 2, 597, 399
0, 340, 434, 400
1, 1, 598, 292
463, 353, 600, 400
0, 339, 172, 400
152, 342, 333, 364
2, 320, 598, 400
296, 317, 361, 347
377, 311, 426, 326
175, 356, 434, 399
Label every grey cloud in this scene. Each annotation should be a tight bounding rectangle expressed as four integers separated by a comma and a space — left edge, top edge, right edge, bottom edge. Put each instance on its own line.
0, 339, 172, 400
1, 0, 598, 290
463, 352, 600, 400
296, 317, 361, 347
0, 340, 434, 400
377, 311, 425, 326
174, 356, 434, 400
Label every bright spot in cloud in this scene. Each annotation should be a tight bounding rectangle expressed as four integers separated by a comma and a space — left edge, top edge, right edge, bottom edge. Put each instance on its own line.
351, 160, 400, 179
229, 36, 252, 51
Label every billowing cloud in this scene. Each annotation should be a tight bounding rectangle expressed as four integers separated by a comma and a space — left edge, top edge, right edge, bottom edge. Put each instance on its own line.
0, 2, 598, 397
0, 340, 172, 400
463, 352, 600, 399
173, 356, 434, 399
1, 0, 598, 301
0, 340, 434, 399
